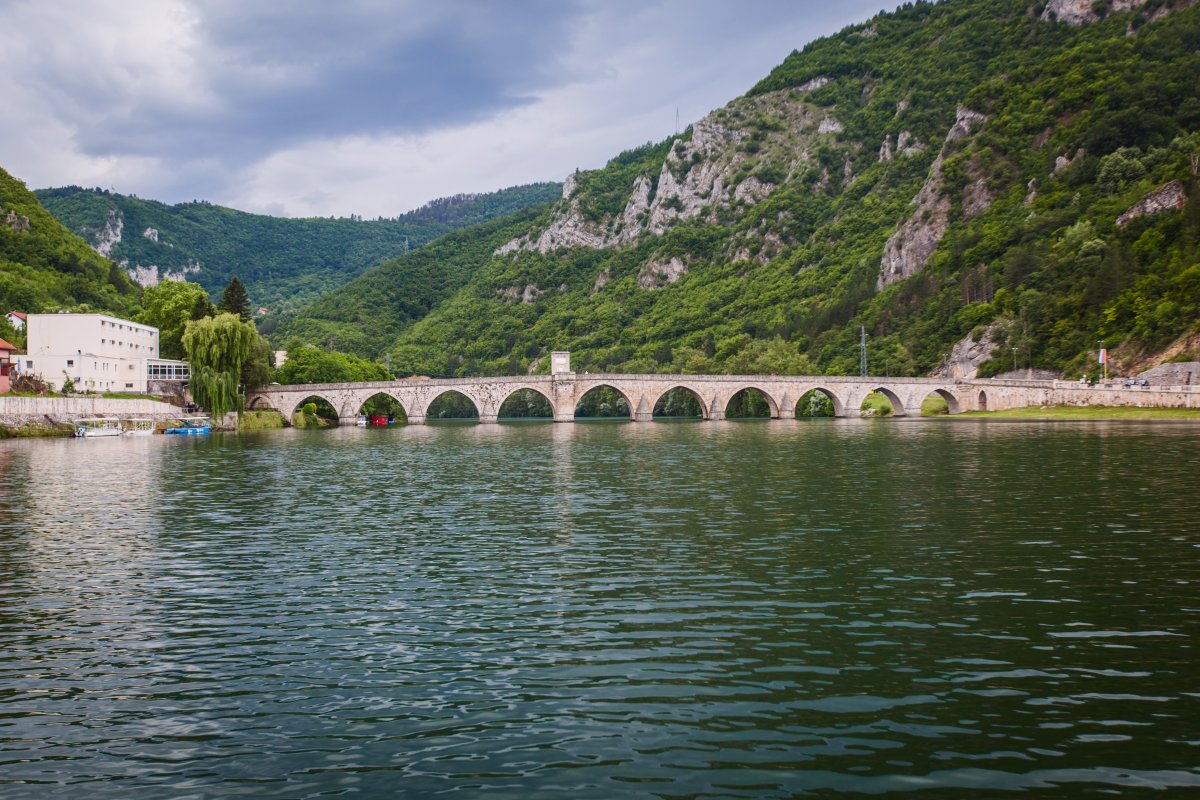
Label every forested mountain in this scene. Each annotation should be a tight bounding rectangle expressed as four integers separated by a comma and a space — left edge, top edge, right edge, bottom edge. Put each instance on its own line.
0, 167, 139, 336
284, 0, 1200, 380
36, 183, 560, 317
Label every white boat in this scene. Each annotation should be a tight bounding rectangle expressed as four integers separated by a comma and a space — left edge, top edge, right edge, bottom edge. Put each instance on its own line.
74, 418, 123, 438
121, 418, 156, 436
355, 414, 368, 427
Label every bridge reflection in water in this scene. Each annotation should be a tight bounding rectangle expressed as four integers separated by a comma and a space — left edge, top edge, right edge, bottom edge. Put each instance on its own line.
246, 352, 1200, 426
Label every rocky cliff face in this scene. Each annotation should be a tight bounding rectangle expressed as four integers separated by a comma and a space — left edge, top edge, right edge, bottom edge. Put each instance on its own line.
496, 87, 839, 256
931, 322, 1002, 379
877, 106, 987, 290
1041, 0, 1150, 24
86, 208, 124, 258
1116, 180, 1187, 227
2, 206, 31, 233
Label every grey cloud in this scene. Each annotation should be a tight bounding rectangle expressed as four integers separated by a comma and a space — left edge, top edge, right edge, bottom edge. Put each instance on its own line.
55, 1, 585, 165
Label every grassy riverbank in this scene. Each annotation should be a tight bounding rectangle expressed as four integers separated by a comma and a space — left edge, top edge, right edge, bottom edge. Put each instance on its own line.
0, 421, 76, 438
953, 406, 1200, 420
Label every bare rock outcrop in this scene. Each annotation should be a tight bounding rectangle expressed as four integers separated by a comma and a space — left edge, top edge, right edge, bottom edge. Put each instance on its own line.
818, 116, 844, 134
1116, 180, 1187, 227
87, 208, 124, 258
1138, 361, 1200, 385
494, 88, 825, 256
896, 131, 924, 157
1041, 0, 1149, 24
143, 227, 159, 242
931, 322, 1003, 379
124, 260, 201, 288
636, 257, 687, 290
497, 284, 544, 304
878, 106, 986, 290
3, 206, 31, 233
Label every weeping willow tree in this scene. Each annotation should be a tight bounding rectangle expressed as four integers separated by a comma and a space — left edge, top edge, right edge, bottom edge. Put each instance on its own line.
182, 312, 259, 419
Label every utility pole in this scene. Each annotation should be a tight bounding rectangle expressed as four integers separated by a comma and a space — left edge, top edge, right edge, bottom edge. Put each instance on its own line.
859, 326, 868, 377
675, 107, 679, 135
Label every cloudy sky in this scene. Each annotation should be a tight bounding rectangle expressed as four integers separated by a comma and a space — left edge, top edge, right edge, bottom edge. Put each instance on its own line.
1, 0, 889, 218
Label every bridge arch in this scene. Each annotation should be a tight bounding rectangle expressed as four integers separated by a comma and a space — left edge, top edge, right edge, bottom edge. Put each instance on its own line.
248, 394, 277, 412
652, 385, 708, 419
574, 383, 634, 419
796, 387, 844, 417
498, 385, 555, 419
423, 389, 481, 421
920, 388, 961, 415
798, 386, 846, 417
287, 393, 341, 426
724, 385, 780, 418
344, 391, 409, 422
869, 386, 907, 417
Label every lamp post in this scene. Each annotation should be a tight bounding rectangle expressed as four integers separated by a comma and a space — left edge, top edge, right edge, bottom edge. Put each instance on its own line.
1011, 346, 1017, 373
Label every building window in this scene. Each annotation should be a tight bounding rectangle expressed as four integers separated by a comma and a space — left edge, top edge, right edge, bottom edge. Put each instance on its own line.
125, 383, 133, 389
66, 359, 74, 367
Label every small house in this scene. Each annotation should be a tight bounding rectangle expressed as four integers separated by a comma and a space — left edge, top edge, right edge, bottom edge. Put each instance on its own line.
5, 311, 26, 331
0, 337, 16, 394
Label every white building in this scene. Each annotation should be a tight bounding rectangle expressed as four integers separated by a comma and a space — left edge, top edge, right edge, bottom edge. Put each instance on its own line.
20, 313, 189, 393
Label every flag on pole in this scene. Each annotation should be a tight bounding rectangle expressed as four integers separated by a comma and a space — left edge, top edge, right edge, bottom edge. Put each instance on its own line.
1099, 348, 1107, 364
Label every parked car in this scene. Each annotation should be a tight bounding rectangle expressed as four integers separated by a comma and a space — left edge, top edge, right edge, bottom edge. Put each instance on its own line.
1124, 378, 1149, 387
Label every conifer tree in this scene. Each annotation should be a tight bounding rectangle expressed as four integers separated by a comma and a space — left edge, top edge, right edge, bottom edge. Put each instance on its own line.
218, 276, 250, 321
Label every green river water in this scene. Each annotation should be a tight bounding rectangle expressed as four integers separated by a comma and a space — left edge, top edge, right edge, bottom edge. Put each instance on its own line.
1, 419, 1198, 798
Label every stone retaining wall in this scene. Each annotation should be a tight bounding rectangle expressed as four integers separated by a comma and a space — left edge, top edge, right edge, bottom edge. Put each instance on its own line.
0, 396, 185, 434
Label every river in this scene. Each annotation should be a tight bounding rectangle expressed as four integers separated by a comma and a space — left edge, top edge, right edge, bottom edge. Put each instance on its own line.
2, 420, 1198, 798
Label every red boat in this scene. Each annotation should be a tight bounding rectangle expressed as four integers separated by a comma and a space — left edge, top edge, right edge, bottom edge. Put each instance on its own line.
369, 414, 389, 426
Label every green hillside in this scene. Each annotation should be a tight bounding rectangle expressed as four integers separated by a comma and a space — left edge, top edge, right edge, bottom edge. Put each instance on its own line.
36, 183, 560, 316
0, 167, 138, 333
272, 206, 556, 358
283, 0, 1200, 380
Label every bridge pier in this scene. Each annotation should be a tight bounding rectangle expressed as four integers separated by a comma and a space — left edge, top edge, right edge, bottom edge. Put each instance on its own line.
338, 416, 358, 427
552, 374, 576, 422
479, 414, 499, 424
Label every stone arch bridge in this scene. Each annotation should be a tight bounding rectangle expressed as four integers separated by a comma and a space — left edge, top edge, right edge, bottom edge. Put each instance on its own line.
245, 365, 1197, 425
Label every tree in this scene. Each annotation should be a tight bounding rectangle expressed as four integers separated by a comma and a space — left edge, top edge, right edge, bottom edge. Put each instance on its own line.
182, 313, 258, 419
273, 344, 389, 384
137, 280, 214, 360
242, 333, 274, 393
218, 276, 251, 321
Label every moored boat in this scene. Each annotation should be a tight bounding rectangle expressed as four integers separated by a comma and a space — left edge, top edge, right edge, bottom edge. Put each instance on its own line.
166, 416, 212, 435
121, 418, 156, 436
74, 418, 123, 438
